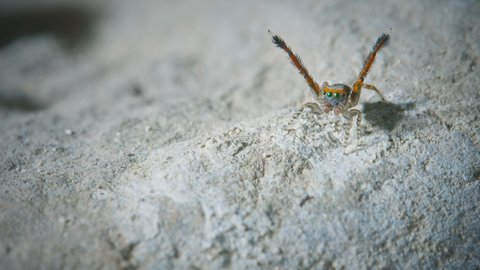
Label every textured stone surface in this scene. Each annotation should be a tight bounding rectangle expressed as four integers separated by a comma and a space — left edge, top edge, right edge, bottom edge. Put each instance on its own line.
0, 0, 479, 269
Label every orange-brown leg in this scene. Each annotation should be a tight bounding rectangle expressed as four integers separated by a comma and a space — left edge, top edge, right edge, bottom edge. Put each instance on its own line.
270, 31, 322, 97
352, 34, 390, 104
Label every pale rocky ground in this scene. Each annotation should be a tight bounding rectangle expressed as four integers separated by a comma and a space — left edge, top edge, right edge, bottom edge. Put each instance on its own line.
0, 0, 479, 269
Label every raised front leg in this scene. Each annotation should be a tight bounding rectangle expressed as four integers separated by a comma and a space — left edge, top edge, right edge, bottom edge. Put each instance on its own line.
352, 34, 390, 95
363, 83, 386, 101
270, 31, 322, 96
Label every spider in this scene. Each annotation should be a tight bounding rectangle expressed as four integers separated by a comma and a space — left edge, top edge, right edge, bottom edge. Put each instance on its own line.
270, 31, 390, 129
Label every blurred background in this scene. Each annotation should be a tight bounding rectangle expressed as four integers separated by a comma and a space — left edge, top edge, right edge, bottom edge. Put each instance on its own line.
0, 0, 411, 120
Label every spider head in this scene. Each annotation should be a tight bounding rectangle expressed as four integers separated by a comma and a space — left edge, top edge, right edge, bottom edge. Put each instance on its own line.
321, 83, 350, 114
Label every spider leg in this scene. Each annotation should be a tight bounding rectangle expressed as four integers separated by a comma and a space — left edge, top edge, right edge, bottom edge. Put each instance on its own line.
342, 108, 362, 143
351, 34, 390, 106
343, 108, 362, 126
269, 31, 321, 97
362, 83, 386, 101
293, 102, 322, 119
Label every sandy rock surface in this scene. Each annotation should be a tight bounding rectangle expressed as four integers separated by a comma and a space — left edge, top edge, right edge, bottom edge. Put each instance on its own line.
1, 0, 479, 269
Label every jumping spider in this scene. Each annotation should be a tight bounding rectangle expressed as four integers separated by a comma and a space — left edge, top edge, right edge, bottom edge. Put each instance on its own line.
270, 31, 389, 129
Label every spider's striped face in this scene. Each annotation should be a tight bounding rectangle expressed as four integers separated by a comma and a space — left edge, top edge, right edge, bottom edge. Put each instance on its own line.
322, 84, 350, 107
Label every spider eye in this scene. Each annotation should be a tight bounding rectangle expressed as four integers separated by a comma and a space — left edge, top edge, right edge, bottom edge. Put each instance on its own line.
334, 93, 340, 98
326, 92, 332, 97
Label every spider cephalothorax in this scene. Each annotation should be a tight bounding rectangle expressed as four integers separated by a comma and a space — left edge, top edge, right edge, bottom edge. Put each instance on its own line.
270, 31, 389, 129
321, 83, 351, 114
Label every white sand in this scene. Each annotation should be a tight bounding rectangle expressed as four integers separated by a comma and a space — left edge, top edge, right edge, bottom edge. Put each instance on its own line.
1, 0, 479, 268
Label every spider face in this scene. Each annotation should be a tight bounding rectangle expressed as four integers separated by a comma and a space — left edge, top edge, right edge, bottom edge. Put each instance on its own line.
322, 83, 350, 106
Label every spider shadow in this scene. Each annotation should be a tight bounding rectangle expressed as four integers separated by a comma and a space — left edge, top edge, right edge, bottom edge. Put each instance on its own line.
363, 101, 415, 131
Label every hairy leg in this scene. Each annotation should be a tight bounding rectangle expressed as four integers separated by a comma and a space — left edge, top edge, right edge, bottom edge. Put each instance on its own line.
270, 31, 322, 96
351, 33, 390, 106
